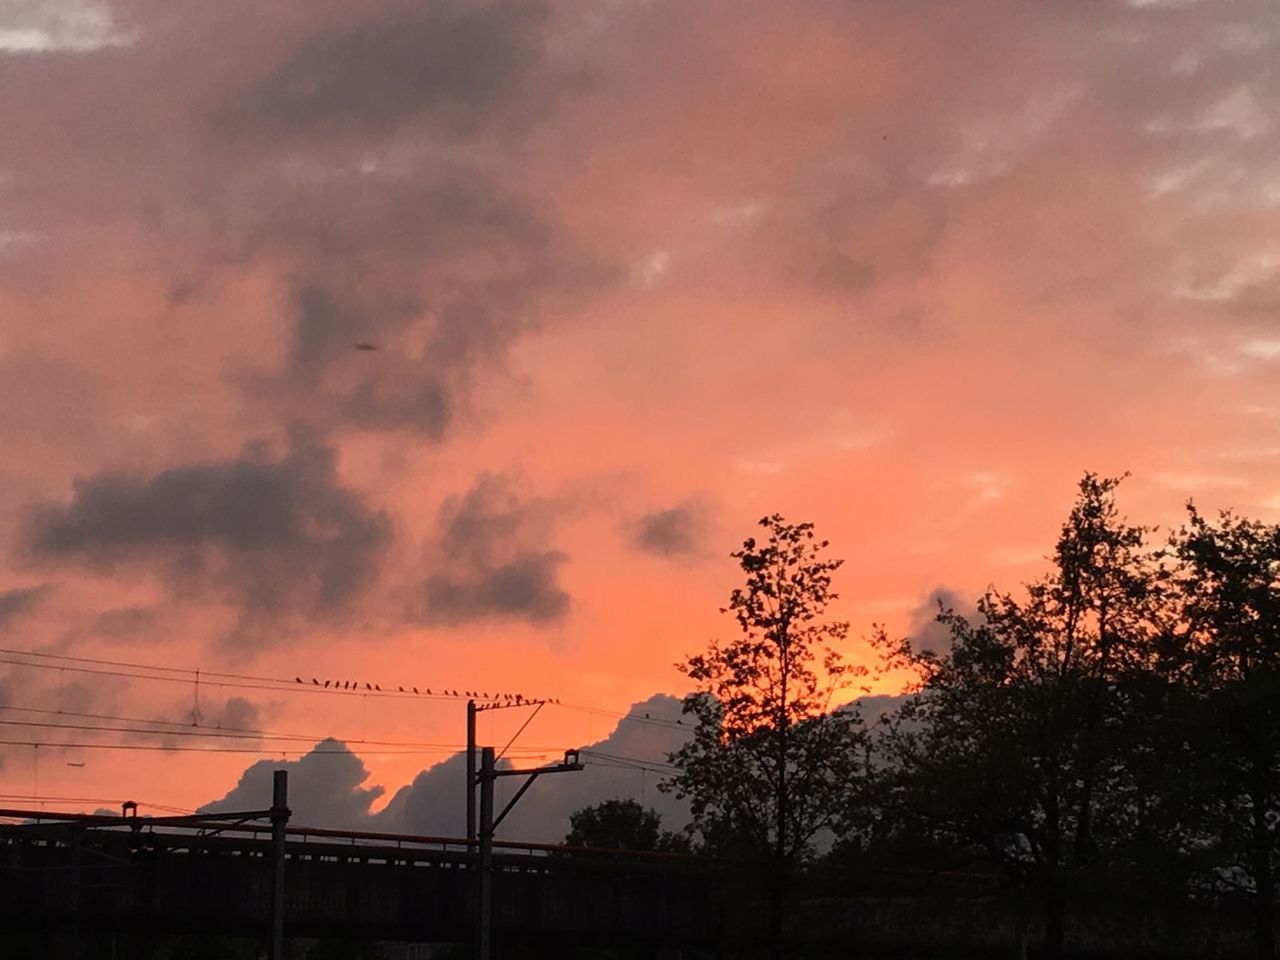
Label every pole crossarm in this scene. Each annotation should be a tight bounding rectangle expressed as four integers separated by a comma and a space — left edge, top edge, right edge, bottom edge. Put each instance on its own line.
488, 756, 584, 834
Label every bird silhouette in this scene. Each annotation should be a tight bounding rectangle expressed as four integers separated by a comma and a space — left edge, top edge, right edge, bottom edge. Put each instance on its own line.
312, 678, 320, 686
323, 680, 331, 688
295, 677, 302, 684
365, 683, 373, 691
423, 688, 429, 695
399, 686, 405, 693
374, 684, 381, 692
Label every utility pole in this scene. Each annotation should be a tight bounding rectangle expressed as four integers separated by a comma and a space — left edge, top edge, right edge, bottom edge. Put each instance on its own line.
476, 746, 582, 960
269, 770, 290, 960
477, 747, 494, 960
466, 699, 477, 844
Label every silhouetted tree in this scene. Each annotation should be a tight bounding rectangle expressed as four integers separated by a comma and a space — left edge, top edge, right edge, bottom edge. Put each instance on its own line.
563, 798, 687, 851
664, 515, 871, 960
877, 475, 1165, 959
1164, 508, 1280, 960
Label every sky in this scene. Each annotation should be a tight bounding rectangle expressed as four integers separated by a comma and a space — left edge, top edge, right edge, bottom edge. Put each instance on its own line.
1, 0, 1278, 837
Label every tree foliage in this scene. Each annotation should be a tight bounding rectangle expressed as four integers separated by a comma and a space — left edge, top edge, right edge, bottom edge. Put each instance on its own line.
563, 797, 687, 852
1164, 507, 1280, 960
664, 515, 871, 956
876, 475, 1167, 959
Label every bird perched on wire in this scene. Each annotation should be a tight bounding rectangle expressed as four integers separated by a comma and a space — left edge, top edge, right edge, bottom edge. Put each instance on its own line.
354, 342, 380, 351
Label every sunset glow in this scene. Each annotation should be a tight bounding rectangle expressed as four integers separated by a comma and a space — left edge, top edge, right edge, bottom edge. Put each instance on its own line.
2, 0, 1278, 837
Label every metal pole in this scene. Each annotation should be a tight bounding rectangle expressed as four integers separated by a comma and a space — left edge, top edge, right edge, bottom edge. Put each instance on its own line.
467, 699, 477, 845
478, 746, 495, 960
269, 769, 289, 960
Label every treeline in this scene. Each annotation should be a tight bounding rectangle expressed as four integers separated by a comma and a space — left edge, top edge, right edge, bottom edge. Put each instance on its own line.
640, 478, 1280, 960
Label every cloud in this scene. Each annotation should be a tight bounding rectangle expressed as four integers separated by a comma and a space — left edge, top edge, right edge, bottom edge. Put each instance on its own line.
417, 474, 570, 626
193, 1, 616, 442
0, 584, 50, 628
0, 0, 134, 54
201, 737, 385, 829
86, 606, 163, 641
219, 167, 613, 442
630, 501, 712, 560
375, 693, 692, 843
195, 695, 691, 843
906, 586, 972, 656
222, 1, 552, 142
25, 432, 392, 644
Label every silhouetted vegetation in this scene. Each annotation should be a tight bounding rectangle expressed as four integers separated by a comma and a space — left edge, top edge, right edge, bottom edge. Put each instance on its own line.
666, 478, 1280, 959
663, 515, 874, 960
563, 797, 689, 852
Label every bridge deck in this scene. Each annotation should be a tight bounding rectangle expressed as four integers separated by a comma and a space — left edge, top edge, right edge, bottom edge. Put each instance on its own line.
0, 815, 722, 948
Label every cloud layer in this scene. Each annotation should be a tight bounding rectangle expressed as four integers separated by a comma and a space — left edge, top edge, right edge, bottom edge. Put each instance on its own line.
1, 0, 1278, 814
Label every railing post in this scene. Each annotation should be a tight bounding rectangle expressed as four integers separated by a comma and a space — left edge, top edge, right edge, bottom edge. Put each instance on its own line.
269, 770, 290, 960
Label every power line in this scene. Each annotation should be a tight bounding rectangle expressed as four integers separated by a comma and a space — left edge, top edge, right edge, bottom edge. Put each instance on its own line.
0, 794, 196, 815
0, 647, 552, 704
0, 704, 565, 751
0, 646, 693, 738
550, 700, 689, 732
0, 738, 488, 757
579, 749, 679, 774
0, 717, 553, 754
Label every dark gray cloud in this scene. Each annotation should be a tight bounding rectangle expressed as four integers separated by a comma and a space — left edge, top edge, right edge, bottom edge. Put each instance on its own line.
201, 737, 384, 829
222, 1, 552, 142
86, 606, 162, 641
222, 169, 613, 440
25, 432, 392, 643
200, 0, 615, 442
418, 474, 569, 626
105, 695, 266, 750
0, 585, 50, 628
906, 586, 971, 656
630, 502, 711, 560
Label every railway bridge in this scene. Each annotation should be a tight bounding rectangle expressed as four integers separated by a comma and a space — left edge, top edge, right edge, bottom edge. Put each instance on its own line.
0, 805, 724, 958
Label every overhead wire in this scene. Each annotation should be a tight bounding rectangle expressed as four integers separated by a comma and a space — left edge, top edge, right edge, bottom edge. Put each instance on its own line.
0, 794, 196, 815
0, 704, 562, 752
0, 717, 556, 755
0, 738, 507, 756
0, 647, 694, 768
0, 646, 692, 731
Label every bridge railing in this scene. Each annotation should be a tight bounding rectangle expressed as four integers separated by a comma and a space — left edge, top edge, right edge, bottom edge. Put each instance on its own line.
0, 806, 704, 871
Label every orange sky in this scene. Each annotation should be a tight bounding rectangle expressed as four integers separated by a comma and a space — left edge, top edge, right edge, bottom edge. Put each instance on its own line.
1, 0, 1278, 832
